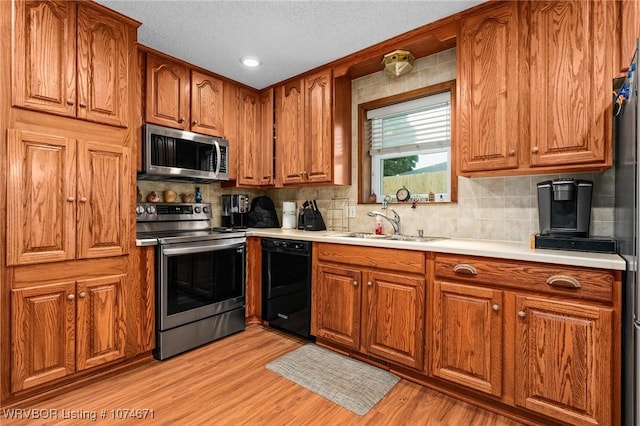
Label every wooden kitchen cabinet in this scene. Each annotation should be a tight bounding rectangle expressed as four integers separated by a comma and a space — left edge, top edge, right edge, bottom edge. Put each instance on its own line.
458, 1, 520, 173
276, 68, 332, 185
12, 0, 134, 127
190, 70, 224, 137
617, 0, 640, 73
145, 53, 191, 130
7, 129, 130, 266
145, 53, 227, 137
514, 295, 613, 426
458, 0, 614, 176
237, 88, 274, 186
313, 243, 425, 370
432, 253, 619, 426
431, 280, 503, 397
11, 274, 126, 392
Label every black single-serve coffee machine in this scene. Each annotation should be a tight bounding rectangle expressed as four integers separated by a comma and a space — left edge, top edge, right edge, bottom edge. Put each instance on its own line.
221, 194, 249, 228
535, 178, 615, 252
537, 178, 593, 237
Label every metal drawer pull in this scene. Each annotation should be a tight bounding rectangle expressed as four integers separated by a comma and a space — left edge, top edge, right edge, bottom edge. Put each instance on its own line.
453, 264, 478, 275
546, 275, 581, 288
518, 310, 526, 318
367, 281, 372, 287
353, 280, 358, 287
492, 304, 500, 312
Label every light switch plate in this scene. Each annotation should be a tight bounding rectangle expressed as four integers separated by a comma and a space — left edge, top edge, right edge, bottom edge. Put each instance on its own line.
347, 206, 356, 218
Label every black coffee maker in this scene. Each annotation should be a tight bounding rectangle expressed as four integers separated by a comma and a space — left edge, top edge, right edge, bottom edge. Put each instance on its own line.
537, 178, 593, 237
221, 194, 249, 228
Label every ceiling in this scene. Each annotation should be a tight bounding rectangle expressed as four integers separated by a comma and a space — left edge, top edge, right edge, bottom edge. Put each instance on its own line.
96, 0, 485, 90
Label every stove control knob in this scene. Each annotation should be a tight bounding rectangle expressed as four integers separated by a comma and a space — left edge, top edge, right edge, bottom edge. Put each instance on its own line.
203, 206, 210, 214
146, 205, 156, 214
194, 206, 202, 213
135, 205, 145, 215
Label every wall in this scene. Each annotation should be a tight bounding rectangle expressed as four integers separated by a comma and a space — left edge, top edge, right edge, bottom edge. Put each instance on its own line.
267, 48, 615, 242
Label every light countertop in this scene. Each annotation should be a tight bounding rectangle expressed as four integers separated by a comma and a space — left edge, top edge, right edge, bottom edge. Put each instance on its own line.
136, 228, 626, 271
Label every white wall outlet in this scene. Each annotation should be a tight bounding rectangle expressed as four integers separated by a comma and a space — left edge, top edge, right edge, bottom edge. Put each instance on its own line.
347, 206, 356, 218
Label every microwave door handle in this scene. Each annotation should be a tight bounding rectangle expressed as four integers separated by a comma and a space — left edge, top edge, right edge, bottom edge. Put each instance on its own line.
214, 141, 221, 176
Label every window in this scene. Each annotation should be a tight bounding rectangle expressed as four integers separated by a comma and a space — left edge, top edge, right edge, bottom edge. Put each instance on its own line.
360, 83, 455, 204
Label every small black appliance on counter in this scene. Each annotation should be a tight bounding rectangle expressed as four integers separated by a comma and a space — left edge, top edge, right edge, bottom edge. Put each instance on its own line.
537, 178, 593, 237
221, 194, 249, 228
535, 178, 616, 253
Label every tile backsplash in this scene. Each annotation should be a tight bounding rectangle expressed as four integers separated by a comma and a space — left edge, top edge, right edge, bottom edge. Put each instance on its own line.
137, 48, 615, 243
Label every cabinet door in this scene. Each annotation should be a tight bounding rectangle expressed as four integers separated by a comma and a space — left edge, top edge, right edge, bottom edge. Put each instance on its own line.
12, 0, 76, 117
76, 141, 130, 259
617, 0, 640, 73
259, 89, 275, 185
431, 281, 503, 397
237, 88, 261, 186
305, 69, 333, 183
76, 4, 131, 127
364, 270, 425, 370
223, 81, 239, 180
312, 264, 361, 350
191, 70, 224, 137
145, 53, 190, 130
7, 129, 76, 265
458, 2, 520, 173
277, 79, 306, 185
11, 282, 76, 392
515, 296, 613, 425
527, 1, 611, 167
76, 275, 126, 371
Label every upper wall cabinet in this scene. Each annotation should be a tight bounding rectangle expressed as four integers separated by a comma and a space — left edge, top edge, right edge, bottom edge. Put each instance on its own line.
275, 68, 351, 187
12, 0, 135, 128
458, 2, 520, 173
237, 88, 274, 187
617, 0, 640, 74
145, 53, 225, 137
458, 0, 615, 177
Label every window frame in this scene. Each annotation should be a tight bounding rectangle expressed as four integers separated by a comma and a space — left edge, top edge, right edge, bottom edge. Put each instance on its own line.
358, 80, 457, 204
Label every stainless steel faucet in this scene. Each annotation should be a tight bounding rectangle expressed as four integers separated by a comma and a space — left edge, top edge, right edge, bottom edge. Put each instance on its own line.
367, 209, 401, 235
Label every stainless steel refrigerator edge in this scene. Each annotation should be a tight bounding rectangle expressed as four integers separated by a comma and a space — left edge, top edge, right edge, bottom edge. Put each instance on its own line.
615, 38, 639, 426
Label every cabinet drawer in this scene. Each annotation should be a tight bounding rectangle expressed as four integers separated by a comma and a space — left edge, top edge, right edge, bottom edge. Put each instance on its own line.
316, 243, 425, 274
434, 254, 614, 303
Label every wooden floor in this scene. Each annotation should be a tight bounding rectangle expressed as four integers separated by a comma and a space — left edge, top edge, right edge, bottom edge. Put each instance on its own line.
4, 326, 524, 425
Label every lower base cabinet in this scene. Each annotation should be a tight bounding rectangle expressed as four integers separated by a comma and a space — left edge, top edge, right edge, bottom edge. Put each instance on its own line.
312, 243, 425, 370
431, 253, 618, 426
11, 274, 126, 393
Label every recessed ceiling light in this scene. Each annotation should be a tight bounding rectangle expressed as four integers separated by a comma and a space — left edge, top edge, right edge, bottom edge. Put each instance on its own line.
240, 56, 261, 68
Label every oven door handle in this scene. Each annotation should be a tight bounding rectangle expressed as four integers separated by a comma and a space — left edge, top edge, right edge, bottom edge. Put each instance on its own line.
162, 240, 244, 256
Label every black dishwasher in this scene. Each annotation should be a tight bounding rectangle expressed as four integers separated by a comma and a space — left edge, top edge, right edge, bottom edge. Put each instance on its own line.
261, 238, 312, 339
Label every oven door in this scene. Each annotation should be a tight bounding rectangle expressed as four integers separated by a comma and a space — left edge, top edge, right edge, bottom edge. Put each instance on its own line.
158, 237, 245, 331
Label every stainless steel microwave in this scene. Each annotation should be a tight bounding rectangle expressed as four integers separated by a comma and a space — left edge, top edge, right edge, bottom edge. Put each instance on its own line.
139, 123, 229, 182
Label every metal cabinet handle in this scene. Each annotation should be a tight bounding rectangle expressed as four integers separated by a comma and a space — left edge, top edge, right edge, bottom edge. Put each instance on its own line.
79, 292, 86, 298
67, 196, 75, 202
78, 101, 87, 108
79, 197, 87, 203
508, 150, 515, 156
178, 117, 185, 123
492, 304, 500, 312
192, 120, 198, 126
353, 280, 358, 287
532, 146, 539, 154
518, 310, 526, 318
67, 99, 75, 106
367, 281, 372, 287
546, 275, 581, 288
453, 264, 478, 275
67, 294, 75, 301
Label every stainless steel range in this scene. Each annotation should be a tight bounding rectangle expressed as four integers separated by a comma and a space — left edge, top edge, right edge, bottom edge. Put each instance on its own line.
136, 202, 246, 360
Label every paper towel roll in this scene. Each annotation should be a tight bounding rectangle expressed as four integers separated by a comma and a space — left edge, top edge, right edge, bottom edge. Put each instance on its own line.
282, 201, 297, 229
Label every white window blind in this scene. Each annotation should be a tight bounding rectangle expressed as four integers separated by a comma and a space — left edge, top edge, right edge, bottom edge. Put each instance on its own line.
366, 91, 451, 155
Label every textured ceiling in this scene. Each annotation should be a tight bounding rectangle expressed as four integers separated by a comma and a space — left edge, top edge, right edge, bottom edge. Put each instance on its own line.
96, 0, 485, 90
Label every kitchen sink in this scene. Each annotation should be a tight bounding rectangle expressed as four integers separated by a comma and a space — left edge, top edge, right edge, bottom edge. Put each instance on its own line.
341, 233, 447, 242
